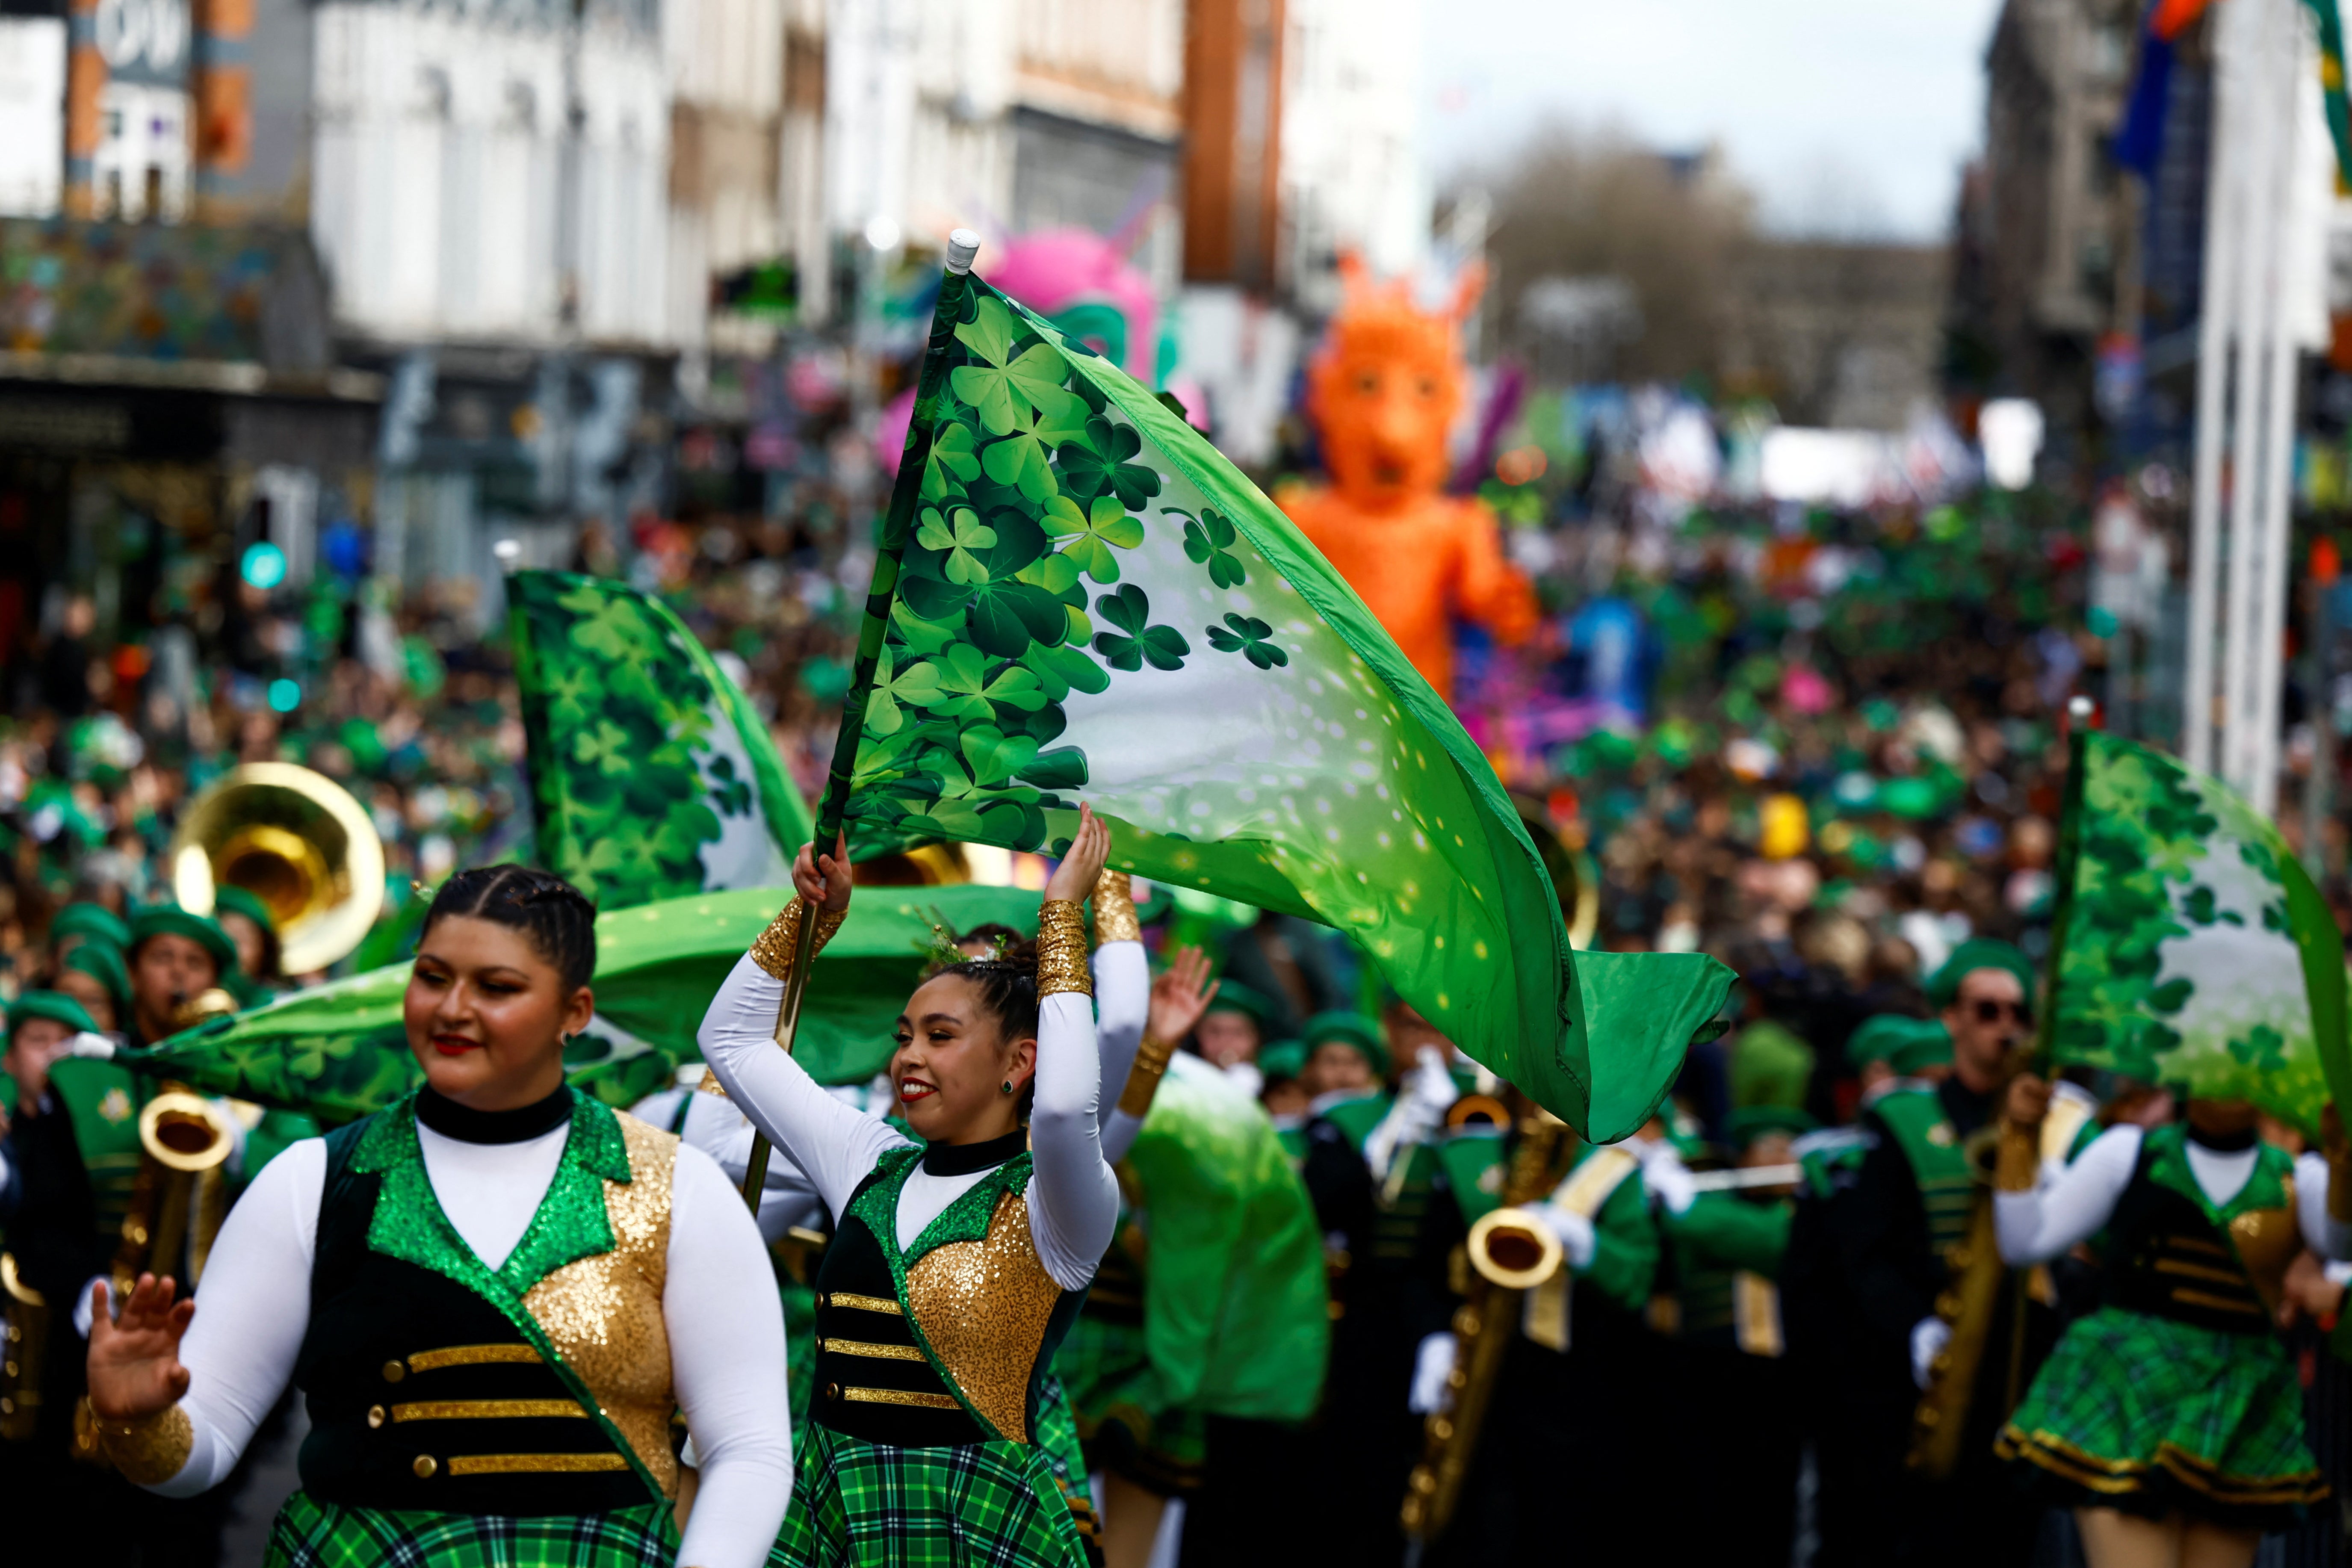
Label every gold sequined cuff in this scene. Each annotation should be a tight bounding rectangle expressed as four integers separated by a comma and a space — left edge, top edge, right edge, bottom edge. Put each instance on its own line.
1092, 870, 1141, 945
750, 898, 848, 980
1035, 901, 1092, 998
1117, 1036, 1176, 1117
1995, 1122, 2040, 1192
86, 1400, 192, 1484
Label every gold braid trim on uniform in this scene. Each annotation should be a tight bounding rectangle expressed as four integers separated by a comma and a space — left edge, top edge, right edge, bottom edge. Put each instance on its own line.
1118, 1036, 1175, 1118
1994, 1122, 2040, 1191
1091, 871, 1141, 944
89, 1401, 192, 1484
1034, 901, 1091, 998
750, 898, 847, 981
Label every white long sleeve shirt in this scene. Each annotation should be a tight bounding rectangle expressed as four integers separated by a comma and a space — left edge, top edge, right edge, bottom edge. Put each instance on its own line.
697, 951, 1118, 1290
1994, 1124, 2352, 1265
138, 1119, 793, 1568
1091, 940, 1150, 1164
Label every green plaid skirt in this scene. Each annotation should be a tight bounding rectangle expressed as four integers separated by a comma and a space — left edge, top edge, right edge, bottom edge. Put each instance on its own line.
771, 1422, 1092, 1568
264, 1491, 677, 1567
1997, 1305, 2328, 1529
1053, 1315, 1206, 1495
1034, 1374, 1102, 1564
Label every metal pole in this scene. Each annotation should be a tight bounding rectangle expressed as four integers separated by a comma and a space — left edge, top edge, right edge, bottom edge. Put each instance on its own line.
2222, 0, 2284, 795
2186, 0, 2249, 773
2247, 4, 2305, 816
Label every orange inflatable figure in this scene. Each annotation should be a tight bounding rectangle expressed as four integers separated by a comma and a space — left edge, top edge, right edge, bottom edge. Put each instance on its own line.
1281, 254, 1538, 702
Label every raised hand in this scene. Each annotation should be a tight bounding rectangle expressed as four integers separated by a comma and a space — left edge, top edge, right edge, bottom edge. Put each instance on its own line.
1146, 946, 1220, 1046
792, 832, 853, 914
86, 1275, 195, 1421
1043, 803, 1112, 904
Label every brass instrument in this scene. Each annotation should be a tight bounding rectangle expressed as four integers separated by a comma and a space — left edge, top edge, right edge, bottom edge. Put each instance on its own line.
1511, 793, 1601, 951
168, 762, 385, 974
1, 1252, 47, 1442
1908, 1127, 2004, 1479
1401, 1106, 1572, 1553
109, 1087, 236, 1298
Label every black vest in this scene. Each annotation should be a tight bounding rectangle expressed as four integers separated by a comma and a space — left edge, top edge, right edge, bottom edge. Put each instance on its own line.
2104, 1142, 2271, 1336
294, 1117, 649, 1514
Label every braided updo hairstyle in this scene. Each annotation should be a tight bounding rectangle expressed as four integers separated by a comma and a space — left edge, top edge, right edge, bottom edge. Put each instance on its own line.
420, 866, 598, 990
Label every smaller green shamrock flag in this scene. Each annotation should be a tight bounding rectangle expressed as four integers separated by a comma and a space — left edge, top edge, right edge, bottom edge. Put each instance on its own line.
2047, 730, 2349, 1131
816, 257, 1732, 1143
509, 572, 814, 911
122, 883, 1048, 1119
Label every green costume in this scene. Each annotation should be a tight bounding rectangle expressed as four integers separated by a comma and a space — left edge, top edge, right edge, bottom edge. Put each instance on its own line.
1729, 1019, 1814, 1112
1997, 1125, 2326, 1527
260, 1089, 688, 1565
780, 1143, 1091, 1568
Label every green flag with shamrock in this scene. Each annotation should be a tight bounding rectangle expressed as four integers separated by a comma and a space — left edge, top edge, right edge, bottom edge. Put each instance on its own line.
2047, 730, 2350, 1131
813, 257, 1729, 1143
123, 882, 1046, 1120
509, 572, 814, 909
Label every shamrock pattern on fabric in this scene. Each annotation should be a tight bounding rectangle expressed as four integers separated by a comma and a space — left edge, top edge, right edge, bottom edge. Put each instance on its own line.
1058, 414, 1163, 511
1093, 585, 1191, 673
511, 573, 803, 910
2051, 732, 2334, 1128
1205, 612, 1288, 670
843, 281, 1270, 858
1173, 507, 1248, 589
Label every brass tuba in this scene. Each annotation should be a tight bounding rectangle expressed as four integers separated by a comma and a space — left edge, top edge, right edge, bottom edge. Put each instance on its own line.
168, 762, 384, 975
1401, 1105, 1572, 1553
1510, 793, 1600, 950
110, 1087, 237, 1299
0, 1252, 47, 1442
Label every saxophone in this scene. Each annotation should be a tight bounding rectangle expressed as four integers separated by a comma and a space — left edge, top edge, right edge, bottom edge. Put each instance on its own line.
1400, 1103, 1571, 1554
1907, 1125, 2004, 1479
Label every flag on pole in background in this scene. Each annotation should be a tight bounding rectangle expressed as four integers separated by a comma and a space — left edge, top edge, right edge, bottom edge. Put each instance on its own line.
509, 571, 814, 909
829, 267, 1730, 1143
2047, 730, 2350, 1129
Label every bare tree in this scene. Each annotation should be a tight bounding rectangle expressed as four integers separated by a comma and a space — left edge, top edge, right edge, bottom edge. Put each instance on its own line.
1467, 122, 1759, 385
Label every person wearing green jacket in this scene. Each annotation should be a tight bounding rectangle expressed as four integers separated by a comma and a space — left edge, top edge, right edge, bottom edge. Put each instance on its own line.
1425, 1120, 1662, 1564
1659, 1104, 1811, 1565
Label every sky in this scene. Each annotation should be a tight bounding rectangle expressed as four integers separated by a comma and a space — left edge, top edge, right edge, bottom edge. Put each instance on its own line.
1423, 0, 2010, 242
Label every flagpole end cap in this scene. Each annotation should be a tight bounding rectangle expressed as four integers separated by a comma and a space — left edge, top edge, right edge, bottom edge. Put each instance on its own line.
2068, 694, 2094, 721
946, 230, 981, 275
492, 538, 522, 575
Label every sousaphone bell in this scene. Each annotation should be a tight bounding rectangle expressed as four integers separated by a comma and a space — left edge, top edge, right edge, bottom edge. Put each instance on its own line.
168, 762, 385, 974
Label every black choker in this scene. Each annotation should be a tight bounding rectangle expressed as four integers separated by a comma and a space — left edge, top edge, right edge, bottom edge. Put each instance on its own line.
922, 1129, 1026, 1176
417, 1084, 573, 1145
2187, 1123, 2259, 1154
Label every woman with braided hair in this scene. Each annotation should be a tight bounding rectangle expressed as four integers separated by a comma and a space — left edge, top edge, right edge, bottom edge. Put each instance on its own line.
697, 806, 1120, 1568
83, 865, 794, 1567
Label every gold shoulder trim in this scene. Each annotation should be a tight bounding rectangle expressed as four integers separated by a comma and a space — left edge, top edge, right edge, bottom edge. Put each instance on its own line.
521, 1110, 679, 1497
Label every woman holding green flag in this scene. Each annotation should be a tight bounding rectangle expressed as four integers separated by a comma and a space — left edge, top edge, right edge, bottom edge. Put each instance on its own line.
1994, 1087, 2352, 1568
699, 808, 1119, 1568
80, 865, 794, 1567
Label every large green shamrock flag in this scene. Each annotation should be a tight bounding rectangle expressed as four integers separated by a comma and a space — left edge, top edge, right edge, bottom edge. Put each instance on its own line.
510, 571, 814, 910
2048, 731, 2349, 1131
124, 883, 1046, 1119
824, 262, 1729, 1142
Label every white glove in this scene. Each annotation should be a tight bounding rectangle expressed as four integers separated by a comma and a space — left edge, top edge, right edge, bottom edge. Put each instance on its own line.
1537, 1205, 1597, 1270
1406, 1046, 1458, 1115
73, 1275, 107, 1339
1408, 1331, 1459, 1414
1910, 1316, 1952, 1391
1634, 1140, 1698, 1217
